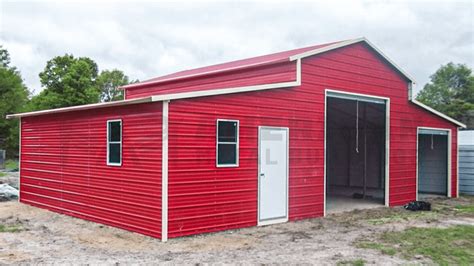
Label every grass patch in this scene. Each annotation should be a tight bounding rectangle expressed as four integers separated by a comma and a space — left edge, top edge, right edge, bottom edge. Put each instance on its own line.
359, 225, 474, 265
0, 224, 23, 233
0, 172, 5, 177
337, 259, 366, 266
365, 210, 438, 225
5, 160, 18, 170
455, 205, 474, 214
356, 241, 396, 256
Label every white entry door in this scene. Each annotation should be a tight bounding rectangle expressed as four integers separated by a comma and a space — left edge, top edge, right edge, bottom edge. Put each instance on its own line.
258, 126, 289, 225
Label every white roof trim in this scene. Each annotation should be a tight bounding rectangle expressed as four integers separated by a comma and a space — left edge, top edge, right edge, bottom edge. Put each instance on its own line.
289, 37, 416, 84
411, 99, 466, 128
6, 96, 152, 119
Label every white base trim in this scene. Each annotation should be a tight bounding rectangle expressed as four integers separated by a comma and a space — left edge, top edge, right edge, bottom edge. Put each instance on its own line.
258, 217, 289, 226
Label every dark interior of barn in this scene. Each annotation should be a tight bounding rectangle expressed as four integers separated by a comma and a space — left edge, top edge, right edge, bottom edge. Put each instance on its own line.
326, 97, 386, 213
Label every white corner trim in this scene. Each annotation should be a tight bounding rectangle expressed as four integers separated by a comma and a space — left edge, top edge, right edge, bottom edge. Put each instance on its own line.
18, 117, 21, 202
290, 37, 416, 84
456, 128, 460, 197
411, 99, 466, 128
162, 100, 169, 242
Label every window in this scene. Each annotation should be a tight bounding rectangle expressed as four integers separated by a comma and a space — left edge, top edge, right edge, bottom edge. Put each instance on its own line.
217, 119, 239, 167
107, 120, 122, 166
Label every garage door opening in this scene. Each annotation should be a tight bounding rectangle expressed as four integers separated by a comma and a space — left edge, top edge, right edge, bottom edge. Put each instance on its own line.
417, 129, 450, 199
325, 92, 388, 214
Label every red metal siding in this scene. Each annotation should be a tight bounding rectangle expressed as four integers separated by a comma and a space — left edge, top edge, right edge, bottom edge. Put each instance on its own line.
168, 89, 322, 238
20, 103, 163, 238
125, 62, 296, 99
167, 42, 459, 238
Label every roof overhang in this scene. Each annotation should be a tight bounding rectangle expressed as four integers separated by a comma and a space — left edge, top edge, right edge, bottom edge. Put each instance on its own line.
6, 96, 153, 119
289, 37, 416, 84
410, 99, 466, 128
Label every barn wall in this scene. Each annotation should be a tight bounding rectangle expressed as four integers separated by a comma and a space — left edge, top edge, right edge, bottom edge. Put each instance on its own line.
20, 102, 163, 239
125, 62, 296, 99
166, 42, 459, 238
167, 87, 322, 238
301, 42, 459, 204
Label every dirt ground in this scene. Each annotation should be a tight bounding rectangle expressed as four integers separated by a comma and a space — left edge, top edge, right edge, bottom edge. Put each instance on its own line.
1, 169, 473, 264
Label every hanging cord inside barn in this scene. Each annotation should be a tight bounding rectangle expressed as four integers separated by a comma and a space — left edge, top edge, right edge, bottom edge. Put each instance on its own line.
356, 100, 359, 154
431, 134, 434, 150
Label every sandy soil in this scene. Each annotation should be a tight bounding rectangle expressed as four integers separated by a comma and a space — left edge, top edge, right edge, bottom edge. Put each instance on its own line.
0, 171, 473, 264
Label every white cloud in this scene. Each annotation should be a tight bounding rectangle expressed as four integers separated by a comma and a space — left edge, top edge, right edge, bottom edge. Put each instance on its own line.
0, 0, 472, 95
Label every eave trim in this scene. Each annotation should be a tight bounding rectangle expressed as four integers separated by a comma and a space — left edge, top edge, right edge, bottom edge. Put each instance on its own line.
6, 97, 153, 119
411, 99, 466, 128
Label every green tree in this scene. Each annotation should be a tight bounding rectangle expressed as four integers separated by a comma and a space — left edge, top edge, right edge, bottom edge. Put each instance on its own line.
416, 63, 474, 126
29, 54, 100, 111
0, 46, 29, 157
97, 69, 129, 102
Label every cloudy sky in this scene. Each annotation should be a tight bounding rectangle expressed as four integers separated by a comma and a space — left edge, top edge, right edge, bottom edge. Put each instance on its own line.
1, 0, 473, 95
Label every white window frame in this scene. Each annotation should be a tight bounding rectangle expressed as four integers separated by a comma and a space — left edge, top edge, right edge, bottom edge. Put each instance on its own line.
216, 119, 239, 167
107, 119, 122, 166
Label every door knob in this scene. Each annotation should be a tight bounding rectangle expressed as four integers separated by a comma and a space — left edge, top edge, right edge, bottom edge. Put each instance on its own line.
260, 173, 265, 177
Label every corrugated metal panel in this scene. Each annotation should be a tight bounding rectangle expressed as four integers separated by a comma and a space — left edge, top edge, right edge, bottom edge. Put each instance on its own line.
126, 62, 296, 99
20, 102, 163, 239
459, 145, 474, 195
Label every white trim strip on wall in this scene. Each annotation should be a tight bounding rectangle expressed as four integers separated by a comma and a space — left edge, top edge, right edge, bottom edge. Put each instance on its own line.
18, 117, 21, 202
162, 100, 169, 242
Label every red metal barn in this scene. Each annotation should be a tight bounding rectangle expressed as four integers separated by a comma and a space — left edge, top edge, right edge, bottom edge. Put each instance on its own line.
8, 38, 466, 241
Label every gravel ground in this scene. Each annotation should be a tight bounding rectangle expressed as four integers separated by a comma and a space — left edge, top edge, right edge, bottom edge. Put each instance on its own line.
0, 170, 473, 265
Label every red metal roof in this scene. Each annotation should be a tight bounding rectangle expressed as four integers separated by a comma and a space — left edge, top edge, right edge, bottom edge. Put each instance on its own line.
123, 40, 344, 89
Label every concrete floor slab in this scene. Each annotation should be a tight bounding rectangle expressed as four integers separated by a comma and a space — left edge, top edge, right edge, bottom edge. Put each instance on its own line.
326, 195, 383, 214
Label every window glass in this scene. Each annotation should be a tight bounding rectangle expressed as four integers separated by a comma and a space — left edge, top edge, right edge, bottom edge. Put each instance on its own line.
217, 143, 237, 165
218, 121, 237, 142
108, 143, 121, 164
109, 121, 121, 142
217, 120, 238, 166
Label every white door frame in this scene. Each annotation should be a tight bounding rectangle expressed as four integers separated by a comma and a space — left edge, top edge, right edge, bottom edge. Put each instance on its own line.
416, 127, 452, 199
257, 126, 289, 226
324, 89, 391, 216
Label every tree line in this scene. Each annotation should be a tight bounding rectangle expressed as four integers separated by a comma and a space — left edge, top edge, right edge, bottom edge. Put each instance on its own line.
1, 45, 473, 158
0, 45, 134, 157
